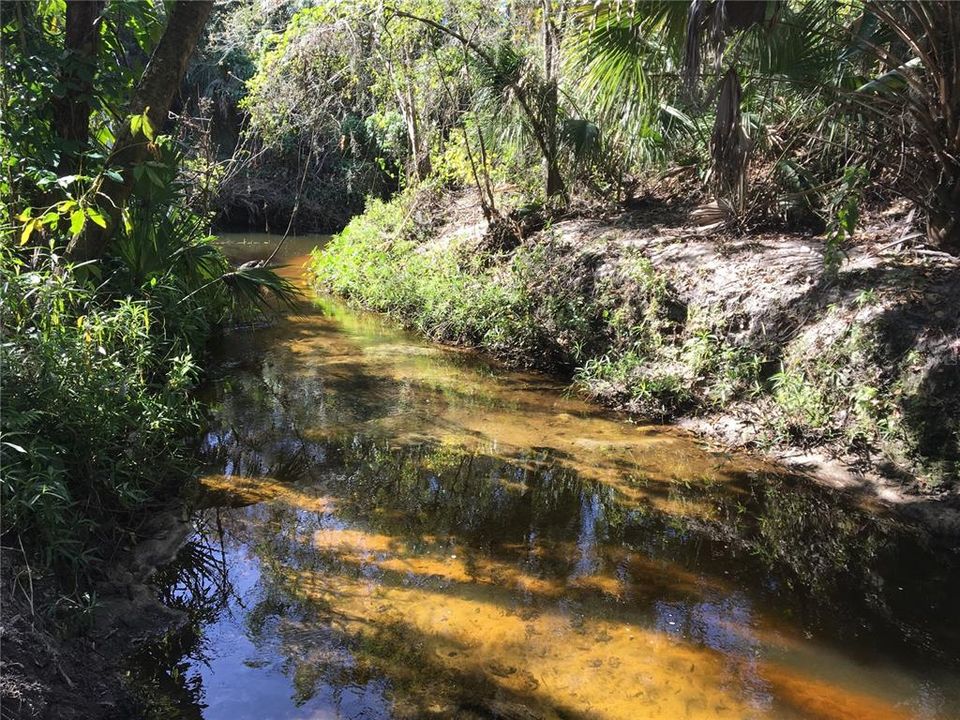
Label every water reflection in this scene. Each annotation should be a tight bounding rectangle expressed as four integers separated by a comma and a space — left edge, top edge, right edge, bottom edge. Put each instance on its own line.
132, 235, 960, 720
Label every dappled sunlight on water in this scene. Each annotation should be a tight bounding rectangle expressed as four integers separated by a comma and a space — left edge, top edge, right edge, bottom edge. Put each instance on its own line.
131, 235, 960, 720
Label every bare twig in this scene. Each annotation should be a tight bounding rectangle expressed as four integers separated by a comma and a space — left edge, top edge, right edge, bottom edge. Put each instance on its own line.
16, 535, 35, 619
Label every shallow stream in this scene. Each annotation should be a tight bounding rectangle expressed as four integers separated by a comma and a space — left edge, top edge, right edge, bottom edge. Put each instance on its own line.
133, 234, 960, 720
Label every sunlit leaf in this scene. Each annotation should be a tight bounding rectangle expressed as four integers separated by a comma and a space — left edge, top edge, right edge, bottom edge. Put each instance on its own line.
69, 209, 86, 236
86, 208, 108, 228
19, 218, 38, 246
141, 108, 156, 141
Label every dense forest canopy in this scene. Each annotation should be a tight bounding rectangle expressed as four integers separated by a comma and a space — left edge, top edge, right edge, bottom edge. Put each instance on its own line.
4, 1, 958, 248
191, 0, 959, 250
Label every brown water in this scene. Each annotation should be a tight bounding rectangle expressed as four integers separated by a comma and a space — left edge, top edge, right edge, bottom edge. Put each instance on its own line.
135, 234, 960, 720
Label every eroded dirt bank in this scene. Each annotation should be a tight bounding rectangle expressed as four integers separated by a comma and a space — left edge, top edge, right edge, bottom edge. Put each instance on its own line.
311, 189, 960, 533
0, 508, 192, 719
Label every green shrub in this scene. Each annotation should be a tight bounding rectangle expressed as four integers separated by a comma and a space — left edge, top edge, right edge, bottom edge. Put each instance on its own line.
313, 195, 779, 421
1, 248, 200, 578
311, 192, 526, 349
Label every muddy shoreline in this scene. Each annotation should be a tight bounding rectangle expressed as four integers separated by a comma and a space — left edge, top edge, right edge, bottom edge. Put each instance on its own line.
1, 506, 194, 720
676, 414, 960, 538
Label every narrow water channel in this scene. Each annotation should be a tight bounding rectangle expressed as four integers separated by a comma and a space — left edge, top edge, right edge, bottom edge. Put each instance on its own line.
134, 234, 960, 720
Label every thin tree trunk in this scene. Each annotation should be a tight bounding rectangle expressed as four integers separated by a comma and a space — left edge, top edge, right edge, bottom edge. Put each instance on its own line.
927, 170, 960, 253
66, 0, 213, 262
401, 48, 431, 181
541, 0, 563, 199
403, 78, 430, 181
474, 125, 497, 217
54, 0, 104, 174
384, 46, 429, 183
391, 7, 565, 200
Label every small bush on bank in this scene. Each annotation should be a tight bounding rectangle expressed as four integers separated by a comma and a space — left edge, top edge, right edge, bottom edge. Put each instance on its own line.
766, 307, 959, 488
1, 248, 201, 578
309, 192, 532, 357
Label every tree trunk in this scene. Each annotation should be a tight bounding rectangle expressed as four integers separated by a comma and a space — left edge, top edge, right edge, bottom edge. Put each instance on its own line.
54, 0, 104, 174
541, 0, 563, 200
399, 47, 430, 183
402, 78, 431, 181
66, 0, 213, 263
710, 68, 748, 213
542, 80, 563, 198
926, 169, 960, 254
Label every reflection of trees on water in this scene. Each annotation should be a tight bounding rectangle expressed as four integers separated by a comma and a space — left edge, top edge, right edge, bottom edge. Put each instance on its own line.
208, 349, 960, 657
136, 342, 960, 716
128, 512, 234, 719
193, 434, 960, 715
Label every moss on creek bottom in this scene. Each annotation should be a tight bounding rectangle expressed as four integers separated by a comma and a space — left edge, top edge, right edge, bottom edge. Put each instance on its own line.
309, 191, 958, 492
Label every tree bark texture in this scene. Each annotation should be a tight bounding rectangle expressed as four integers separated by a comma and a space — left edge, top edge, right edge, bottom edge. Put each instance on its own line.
66, 0, 213, 262
54, 0, 104, 174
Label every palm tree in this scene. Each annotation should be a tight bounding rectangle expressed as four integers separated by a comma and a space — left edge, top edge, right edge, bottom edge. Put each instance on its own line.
569, 0, 960, 254
856, 1, 960, 253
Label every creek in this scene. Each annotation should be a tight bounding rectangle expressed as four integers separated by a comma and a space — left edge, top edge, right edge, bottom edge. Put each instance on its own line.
132, 233, 960, 720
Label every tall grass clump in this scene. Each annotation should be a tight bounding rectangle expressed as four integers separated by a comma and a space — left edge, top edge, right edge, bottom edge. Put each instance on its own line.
0, 246, 202, 580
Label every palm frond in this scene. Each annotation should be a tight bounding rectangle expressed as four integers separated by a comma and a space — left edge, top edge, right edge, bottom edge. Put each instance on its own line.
748, 0, 848, 89
220, 264, 301, 312
561, 118, 601, 159
567, 0, 689, 119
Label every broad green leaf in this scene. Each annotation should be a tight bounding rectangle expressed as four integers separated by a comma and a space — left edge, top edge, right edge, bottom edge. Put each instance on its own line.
141, 108, 156, 141
86, 207, 108, 228
96, 125, 116, 146
69, 209, 86, 236
19, 218, 38, 246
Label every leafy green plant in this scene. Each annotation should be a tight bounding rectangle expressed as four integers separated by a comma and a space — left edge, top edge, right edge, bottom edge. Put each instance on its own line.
0, 246, 200, 579
771, 367, 835, 436
822, 165, 868, 277
0, 0, 298, 592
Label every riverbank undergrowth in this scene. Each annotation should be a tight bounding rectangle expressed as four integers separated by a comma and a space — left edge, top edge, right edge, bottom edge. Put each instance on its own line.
311, 189, 959, 498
